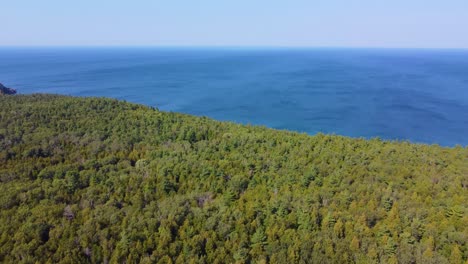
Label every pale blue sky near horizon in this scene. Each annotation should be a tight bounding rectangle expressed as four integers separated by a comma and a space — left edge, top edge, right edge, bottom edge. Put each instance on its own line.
2, 0, 468, 48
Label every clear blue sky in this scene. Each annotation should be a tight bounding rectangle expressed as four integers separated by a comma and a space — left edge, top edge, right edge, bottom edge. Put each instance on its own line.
2, 0, 468, 48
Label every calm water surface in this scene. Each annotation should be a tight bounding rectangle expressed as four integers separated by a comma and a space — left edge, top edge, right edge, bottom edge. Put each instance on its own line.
1, 47, 467, 146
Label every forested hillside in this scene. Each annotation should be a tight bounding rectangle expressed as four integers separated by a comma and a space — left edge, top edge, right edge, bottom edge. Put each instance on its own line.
0, 94, 466, 263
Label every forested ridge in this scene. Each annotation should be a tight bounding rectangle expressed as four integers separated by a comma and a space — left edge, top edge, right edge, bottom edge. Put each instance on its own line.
0, 94, 466, 264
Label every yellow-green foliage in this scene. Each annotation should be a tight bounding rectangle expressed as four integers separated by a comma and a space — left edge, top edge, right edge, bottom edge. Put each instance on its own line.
0, 94, 467, 263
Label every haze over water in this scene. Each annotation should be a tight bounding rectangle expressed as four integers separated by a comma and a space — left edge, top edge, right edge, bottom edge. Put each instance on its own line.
1, 47, 468, 146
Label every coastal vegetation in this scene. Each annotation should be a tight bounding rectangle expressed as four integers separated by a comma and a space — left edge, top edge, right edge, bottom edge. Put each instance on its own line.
0, 94, 466, 263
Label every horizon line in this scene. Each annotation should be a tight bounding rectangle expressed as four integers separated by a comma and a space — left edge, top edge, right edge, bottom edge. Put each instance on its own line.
1, 44, 468, 51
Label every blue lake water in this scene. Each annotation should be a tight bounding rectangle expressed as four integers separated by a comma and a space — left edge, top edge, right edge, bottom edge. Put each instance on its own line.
1, 47, 468, 146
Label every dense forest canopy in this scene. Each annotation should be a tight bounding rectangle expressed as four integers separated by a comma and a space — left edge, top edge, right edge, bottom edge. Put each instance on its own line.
0, 94, 466, 263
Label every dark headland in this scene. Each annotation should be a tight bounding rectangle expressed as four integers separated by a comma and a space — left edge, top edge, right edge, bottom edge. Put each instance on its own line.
0, 83, 17, 95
